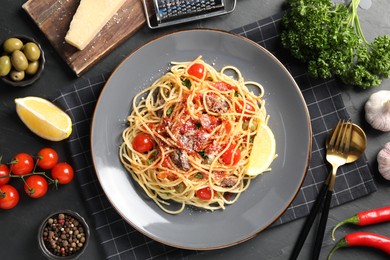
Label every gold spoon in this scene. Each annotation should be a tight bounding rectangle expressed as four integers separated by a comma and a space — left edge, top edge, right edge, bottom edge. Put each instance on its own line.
326, 123, 367, 163
290, 122, 367, 260
346, 123, 367, 163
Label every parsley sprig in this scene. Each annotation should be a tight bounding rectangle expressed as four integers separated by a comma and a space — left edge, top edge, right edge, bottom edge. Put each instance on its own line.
281, 0, 390, 88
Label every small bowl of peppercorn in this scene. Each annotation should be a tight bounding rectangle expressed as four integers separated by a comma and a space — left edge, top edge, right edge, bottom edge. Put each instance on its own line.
0, 35, 45, 87
38, 209, 90, 259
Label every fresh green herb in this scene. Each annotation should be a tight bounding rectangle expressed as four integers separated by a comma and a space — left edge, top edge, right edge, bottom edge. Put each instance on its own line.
198, 150, 208, 160
166, 107, 173, 116
195, 172, 203, 179
182, 78, 192, 89
281, 0, 390, 88
234, 90, 241, 97
195, 122, 202, 129
147, 150, 159, 165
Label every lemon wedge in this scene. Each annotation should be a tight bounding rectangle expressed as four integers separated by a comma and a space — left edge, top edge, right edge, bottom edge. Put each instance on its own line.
15, 96, 72, 141
247, 123, 276, 176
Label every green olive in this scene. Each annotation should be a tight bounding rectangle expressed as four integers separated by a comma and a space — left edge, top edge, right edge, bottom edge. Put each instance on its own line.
9, 70, 25, 81
11, 50, 28, 71
25, 60, 39, 75
3, 38, 23, 53
0, 55, 11, 77
23, 42, 41, 61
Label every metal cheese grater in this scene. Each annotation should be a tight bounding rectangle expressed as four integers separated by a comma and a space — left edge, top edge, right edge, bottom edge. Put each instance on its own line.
143, 0, 236, 29
154, 0, 225, 23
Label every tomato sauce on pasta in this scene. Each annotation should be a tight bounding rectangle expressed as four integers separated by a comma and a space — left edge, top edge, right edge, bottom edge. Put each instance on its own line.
119, 56, 271, 214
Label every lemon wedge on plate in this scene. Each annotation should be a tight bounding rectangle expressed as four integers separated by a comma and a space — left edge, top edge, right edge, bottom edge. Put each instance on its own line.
15, 96, 72, 141
247, 123, 276, 176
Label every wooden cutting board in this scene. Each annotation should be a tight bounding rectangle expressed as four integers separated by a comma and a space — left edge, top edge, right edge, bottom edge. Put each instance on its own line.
23, 0, 151, 76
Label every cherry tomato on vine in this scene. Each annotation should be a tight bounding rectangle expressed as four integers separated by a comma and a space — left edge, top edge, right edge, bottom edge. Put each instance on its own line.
24, 175, 48, 199
11, 153, 34, 176
221, 144, 241, 166
132, 133, 154, 153
188, 63, 205, 79
0, 164, 10, 186
37, 147, 59, 170
51, 163, 74, 184
196, 187, 213, 200
0, 185, 20, 209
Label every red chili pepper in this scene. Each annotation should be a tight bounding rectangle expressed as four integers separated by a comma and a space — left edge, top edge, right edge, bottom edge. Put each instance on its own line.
332, 205, 390, 240
327, 232, 390, 260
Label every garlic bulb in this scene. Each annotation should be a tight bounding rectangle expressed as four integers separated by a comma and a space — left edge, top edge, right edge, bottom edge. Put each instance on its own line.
378, 142, 390, 180
365, 90, 390, 132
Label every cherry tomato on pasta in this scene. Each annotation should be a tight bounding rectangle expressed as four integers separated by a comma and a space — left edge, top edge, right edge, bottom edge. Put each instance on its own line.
0, 185, 19, 209
214, 82, 236, 91
24, 175, 48, 198
188, 63, 205, 79
51, 162, 74, 184
37, 147, 59, 170
235, 100, 255, 120
161, 156, 172, 169
0, 164, 10, 186
11, 153, 34, 176
221, 144, 241, 166
132, 133, 154, 153
200, 114, 220, 132
196, 187, 213, 200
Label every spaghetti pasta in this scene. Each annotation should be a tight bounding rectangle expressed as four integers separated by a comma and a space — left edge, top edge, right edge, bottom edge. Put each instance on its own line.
119, 56, 273, 214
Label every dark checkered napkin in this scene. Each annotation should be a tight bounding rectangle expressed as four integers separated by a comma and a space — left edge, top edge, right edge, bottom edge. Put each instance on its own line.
53, 12, 376, 260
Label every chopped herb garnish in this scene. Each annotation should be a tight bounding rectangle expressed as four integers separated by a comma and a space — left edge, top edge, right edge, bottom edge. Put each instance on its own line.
166, 107, 173, 116
195, 122, 202, 129
198, 150, 208, 160
147, 150, 159, 165
195, 172, 203, 179
234, 91, 241, 97
182, 78, 191, 89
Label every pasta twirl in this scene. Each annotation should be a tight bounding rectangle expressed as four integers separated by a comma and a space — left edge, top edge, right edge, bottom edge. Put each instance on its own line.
120, 56, 272, 214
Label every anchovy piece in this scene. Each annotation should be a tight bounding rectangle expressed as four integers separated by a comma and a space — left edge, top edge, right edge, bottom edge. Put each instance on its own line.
205, 94, 229, 114
170, 149, 191, 171
220, 176, 238, 187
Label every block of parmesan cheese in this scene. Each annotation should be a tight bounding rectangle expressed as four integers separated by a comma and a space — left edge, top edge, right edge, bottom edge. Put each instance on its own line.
65, 0, 127, 50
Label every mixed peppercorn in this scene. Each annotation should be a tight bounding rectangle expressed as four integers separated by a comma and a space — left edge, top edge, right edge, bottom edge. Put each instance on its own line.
41, 212, 88, 257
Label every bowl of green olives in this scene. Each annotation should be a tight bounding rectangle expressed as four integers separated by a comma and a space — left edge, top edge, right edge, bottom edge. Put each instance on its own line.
0, 35, 45, 87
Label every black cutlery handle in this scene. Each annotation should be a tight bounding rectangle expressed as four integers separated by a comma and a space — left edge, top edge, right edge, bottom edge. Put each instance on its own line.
312, 189, 333, 260
289, 183, 328, 260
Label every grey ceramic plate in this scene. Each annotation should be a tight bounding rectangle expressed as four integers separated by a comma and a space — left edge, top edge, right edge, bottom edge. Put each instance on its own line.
91, 29, 311, 250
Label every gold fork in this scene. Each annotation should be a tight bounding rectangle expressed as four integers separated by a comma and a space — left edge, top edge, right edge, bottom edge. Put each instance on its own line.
312, 120, 353, 259
325, 120, 353, 193
290, 120, 353, 260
